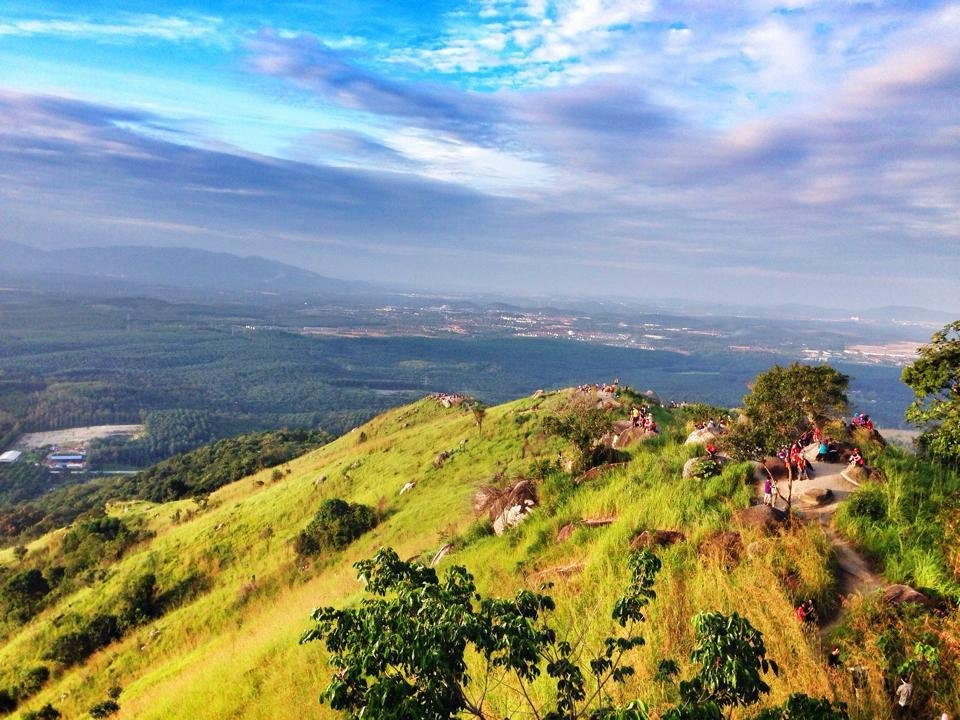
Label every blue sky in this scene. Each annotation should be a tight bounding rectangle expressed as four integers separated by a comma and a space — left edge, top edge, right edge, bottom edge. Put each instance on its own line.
1, 0, 958, 308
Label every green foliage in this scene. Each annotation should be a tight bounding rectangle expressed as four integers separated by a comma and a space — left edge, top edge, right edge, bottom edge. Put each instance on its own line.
835, 447, 960, 598
751, 693, 848, 719
902, 320, 960, 466
21, 703, 61, 720
131, 428, 330, 502
0, 429, 330, 544
844, 486, 887, 521
1, 568, 50, 621
667, 612, 779, 716
16, 666, 50, 700
294, 499, 377, 557
89, 699, 121, 718
301, 547, 661, 720
543, 398, 615, 472
689, 458, 721, 480
117, 572, 160, 628
44, 613, 122, 666
737, 363, 848, 455
0, 689, 15, 713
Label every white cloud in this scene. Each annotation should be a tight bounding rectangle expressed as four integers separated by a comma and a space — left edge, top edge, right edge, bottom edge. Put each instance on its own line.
0, 14, 223, 43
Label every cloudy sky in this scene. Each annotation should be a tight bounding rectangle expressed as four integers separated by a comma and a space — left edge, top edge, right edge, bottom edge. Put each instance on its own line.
1, 1, 958, 308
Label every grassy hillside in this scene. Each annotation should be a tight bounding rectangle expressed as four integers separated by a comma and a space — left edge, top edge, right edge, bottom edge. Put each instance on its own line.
0, 392, 956, 719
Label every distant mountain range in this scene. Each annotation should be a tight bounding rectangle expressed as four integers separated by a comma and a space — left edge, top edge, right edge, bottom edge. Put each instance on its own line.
0, 241, 360, 296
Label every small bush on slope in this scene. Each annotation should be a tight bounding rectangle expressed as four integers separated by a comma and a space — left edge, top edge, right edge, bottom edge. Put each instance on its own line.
294, 499, 377, 557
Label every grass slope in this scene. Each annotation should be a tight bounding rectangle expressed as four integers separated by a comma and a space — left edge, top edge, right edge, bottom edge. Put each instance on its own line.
0, 392, 954, 719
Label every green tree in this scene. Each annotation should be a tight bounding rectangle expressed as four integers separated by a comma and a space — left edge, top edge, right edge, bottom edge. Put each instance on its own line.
301, 547, 660, 720
3, 568, 50, 620
467, 402, 487, 438
902, 320, 960, 466
663, 612, 779, 719
751, 693, 848, 719
543, 397, 615, 472
738, 363, 848, 453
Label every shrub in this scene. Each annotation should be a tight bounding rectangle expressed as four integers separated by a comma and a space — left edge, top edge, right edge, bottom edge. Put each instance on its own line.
0, 689, 16, 713
45, 614, 121, 666
295, 499, 377, 557
846, 488, 887, 521
21, 703, 61, 720
16, 666, 49, 699
89, 699, 121, 718
690, 458, 721, 480
118, 572, 159, 628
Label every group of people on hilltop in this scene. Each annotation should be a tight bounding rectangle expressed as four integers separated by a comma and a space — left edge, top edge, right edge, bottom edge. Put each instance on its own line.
430, 392, 465, 408
850, 412, 875, 431
777, 439, 812, 481
629, 405, 659, 434
693, 417, 728, 434
577, 381, 620, 394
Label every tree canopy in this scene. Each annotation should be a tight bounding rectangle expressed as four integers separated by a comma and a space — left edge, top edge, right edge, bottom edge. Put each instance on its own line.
733, 363, 848, 455
902, 320, 960, 466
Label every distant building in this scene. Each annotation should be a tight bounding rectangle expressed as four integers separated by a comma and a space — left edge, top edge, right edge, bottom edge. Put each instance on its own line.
0, 450, 22, 463
44, 451, 87, 472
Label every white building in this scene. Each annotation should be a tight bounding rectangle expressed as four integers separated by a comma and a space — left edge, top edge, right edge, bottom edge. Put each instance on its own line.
0, 450, 22, 463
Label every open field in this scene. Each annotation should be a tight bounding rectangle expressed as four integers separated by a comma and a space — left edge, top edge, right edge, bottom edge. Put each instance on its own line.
13, 424, 144, 450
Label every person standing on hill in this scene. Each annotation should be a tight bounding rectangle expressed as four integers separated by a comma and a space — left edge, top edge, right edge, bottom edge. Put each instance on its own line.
894, 677, 913, 717
763, 478, 773, 506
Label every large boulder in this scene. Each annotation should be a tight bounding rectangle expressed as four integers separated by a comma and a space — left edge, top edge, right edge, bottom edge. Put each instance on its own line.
642, 389, 663, 407
684, 427, 719, 446
881, 584, 933, 607
475, 479, 538, 536
735, 504, 785, 533
800, 487, 833, 506
613, 426, 657, 449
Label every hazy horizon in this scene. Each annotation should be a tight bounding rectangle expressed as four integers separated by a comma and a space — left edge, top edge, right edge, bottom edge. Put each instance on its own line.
1, 1, 958, 308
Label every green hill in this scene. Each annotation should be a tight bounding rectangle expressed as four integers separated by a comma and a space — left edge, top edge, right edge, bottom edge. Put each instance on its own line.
0, 390, 957, 719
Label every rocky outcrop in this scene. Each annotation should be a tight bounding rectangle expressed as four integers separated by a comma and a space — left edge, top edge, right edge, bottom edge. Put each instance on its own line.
881, 584, 932, 607
684, 427, 719, 445
735, 504, 785, 533
612, 426, 657, 449
474, 479, 538, 536
800, 487, 833, 506
629, 529, 685, 550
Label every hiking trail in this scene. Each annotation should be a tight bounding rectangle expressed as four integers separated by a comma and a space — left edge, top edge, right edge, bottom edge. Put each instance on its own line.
754, 453, 884, 628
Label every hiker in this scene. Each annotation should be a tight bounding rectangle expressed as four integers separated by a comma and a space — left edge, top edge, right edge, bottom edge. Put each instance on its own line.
706, 443, 718, 460
763, 478, 773, 506
631, 406, 641, 427
796, 600, 816, 624
770, 478, 779, 510
894, 677, 913, 717
816, 438, 830, 462
813, 426, 823, 443
849, 448, 865, 468
828, 645, 841, 669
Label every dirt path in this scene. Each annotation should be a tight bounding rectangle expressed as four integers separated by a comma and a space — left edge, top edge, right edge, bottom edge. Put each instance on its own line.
755, 455, 884, 620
